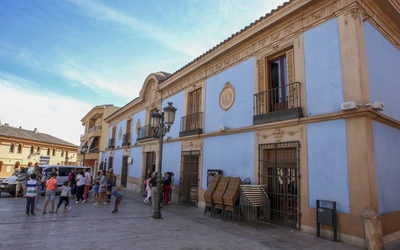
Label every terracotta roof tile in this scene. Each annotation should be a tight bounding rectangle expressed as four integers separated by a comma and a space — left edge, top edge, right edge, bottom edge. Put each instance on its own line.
0, 125, 77, 147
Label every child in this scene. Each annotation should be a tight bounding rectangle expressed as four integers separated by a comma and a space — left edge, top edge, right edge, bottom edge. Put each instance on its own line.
93, 171, 100, 202
26, 174, 39, 216
56, 181, 72, 212
106, 185, 123, 214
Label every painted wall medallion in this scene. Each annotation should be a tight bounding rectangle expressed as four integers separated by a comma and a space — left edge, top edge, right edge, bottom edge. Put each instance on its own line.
219, 82, 235, 111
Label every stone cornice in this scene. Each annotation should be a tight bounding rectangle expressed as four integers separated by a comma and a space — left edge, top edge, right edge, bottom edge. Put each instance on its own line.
360, 0, 400, 49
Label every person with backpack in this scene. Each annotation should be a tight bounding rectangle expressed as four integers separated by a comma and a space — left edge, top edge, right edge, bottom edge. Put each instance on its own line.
106, 168, 115, 202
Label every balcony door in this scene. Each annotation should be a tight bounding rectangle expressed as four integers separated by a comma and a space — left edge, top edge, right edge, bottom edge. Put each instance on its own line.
269, 54, 288, 111
187, 88, 201, 130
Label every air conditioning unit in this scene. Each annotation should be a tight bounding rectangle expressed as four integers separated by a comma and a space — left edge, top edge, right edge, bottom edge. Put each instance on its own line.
340, 101, 360, 111
218, 126, 226, 132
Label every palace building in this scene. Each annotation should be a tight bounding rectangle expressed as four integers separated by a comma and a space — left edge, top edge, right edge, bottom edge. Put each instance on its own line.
98, 0, 399, 247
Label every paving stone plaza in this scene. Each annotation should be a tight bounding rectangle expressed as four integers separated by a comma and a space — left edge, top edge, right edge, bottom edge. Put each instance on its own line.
0, 189, 399, 250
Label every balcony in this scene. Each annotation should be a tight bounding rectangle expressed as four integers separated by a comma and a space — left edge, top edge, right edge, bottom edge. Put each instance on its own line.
82, 126, 102, 141
108, 138, 115, 149
88, 126, 102, 133
122, 133, 131, 146
179, 112, 203, 137
137, 125, 158, 141
253, 82, 302, 125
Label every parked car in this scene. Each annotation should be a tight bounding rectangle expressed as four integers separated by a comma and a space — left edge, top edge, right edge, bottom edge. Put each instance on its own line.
0, 165, 88, 196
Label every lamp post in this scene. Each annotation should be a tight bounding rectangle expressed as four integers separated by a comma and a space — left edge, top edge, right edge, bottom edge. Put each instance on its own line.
81, 145, 88, 167
151, 102, 177, 219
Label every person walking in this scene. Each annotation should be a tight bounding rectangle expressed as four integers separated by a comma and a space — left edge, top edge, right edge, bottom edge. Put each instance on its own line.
26, 173, 38, 216
144, 174, 153, 203
93, 170, 107, 205
83, 168, 92, 203
42, 173, 57, 213
75, 170, 86, 203
56, 181, 71, 212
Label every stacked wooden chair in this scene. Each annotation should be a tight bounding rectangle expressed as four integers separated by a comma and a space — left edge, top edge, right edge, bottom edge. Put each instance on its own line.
212, 176, 231, 219
222, 177, 242, 223
203, 175, 222, 217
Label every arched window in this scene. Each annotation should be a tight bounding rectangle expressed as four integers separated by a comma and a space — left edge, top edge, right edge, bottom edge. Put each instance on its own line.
52, 148, 56, 156
47, 148, 50, 156
36, 147, 40, 154
17, 144, 22, 153
30, 146, 34, 154
61, 150, 64, 157
9, 143, 15, 153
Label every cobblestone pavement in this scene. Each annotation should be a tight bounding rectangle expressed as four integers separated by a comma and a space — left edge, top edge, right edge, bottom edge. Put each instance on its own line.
0, 189, 399, 250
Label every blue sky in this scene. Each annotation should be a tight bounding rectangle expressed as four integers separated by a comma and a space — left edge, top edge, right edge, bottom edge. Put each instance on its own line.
0, 0, 287, 145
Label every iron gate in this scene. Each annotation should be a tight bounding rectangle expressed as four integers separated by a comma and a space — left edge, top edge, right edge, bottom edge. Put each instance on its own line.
258, 141, 300, 229
179, 151, 199, 206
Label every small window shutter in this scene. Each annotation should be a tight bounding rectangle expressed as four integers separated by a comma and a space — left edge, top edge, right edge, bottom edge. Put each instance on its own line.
257, 58, 265, 93
286, 49, 295, 108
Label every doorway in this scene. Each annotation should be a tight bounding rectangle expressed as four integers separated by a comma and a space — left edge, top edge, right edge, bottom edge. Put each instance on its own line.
121, 156, 128, 187
259, 141, 300, 229
179, 151, 199, 206
142, 152, 156, 193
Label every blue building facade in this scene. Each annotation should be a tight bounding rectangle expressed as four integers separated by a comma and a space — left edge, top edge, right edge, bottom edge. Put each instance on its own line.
102, 0, 400, 247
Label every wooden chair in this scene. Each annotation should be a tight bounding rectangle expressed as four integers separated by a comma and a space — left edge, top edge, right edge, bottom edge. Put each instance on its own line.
222, 177, 242, 223
203, 175, 221, 217
212, 176, 230, 219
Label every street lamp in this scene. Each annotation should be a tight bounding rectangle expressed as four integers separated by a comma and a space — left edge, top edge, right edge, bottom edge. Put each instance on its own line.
81, 144, 88, 167
151, 102, 177, 219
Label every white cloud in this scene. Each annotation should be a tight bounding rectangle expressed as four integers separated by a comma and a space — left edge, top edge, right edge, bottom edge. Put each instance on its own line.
0, 73, 92, 145
67, 0, 212, 57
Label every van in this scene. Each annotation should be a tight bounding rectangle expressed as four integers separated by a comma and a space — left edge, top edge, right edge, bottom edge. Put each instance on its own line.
41, 165, 88, 193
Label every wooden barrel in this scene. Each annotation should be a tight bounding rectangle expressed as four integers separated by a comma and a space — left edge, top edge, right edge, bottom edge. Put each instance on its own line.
190, 186, 198, 203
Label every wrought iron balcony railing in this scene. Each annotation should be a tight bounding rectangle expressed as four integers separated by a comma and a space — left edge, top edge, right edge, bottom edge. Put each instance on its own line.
179, 112, 203, 137
253, 82, 302, 125
137, 125, 158, 141
122, 133, 131, 146
108, 138, 115, 149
